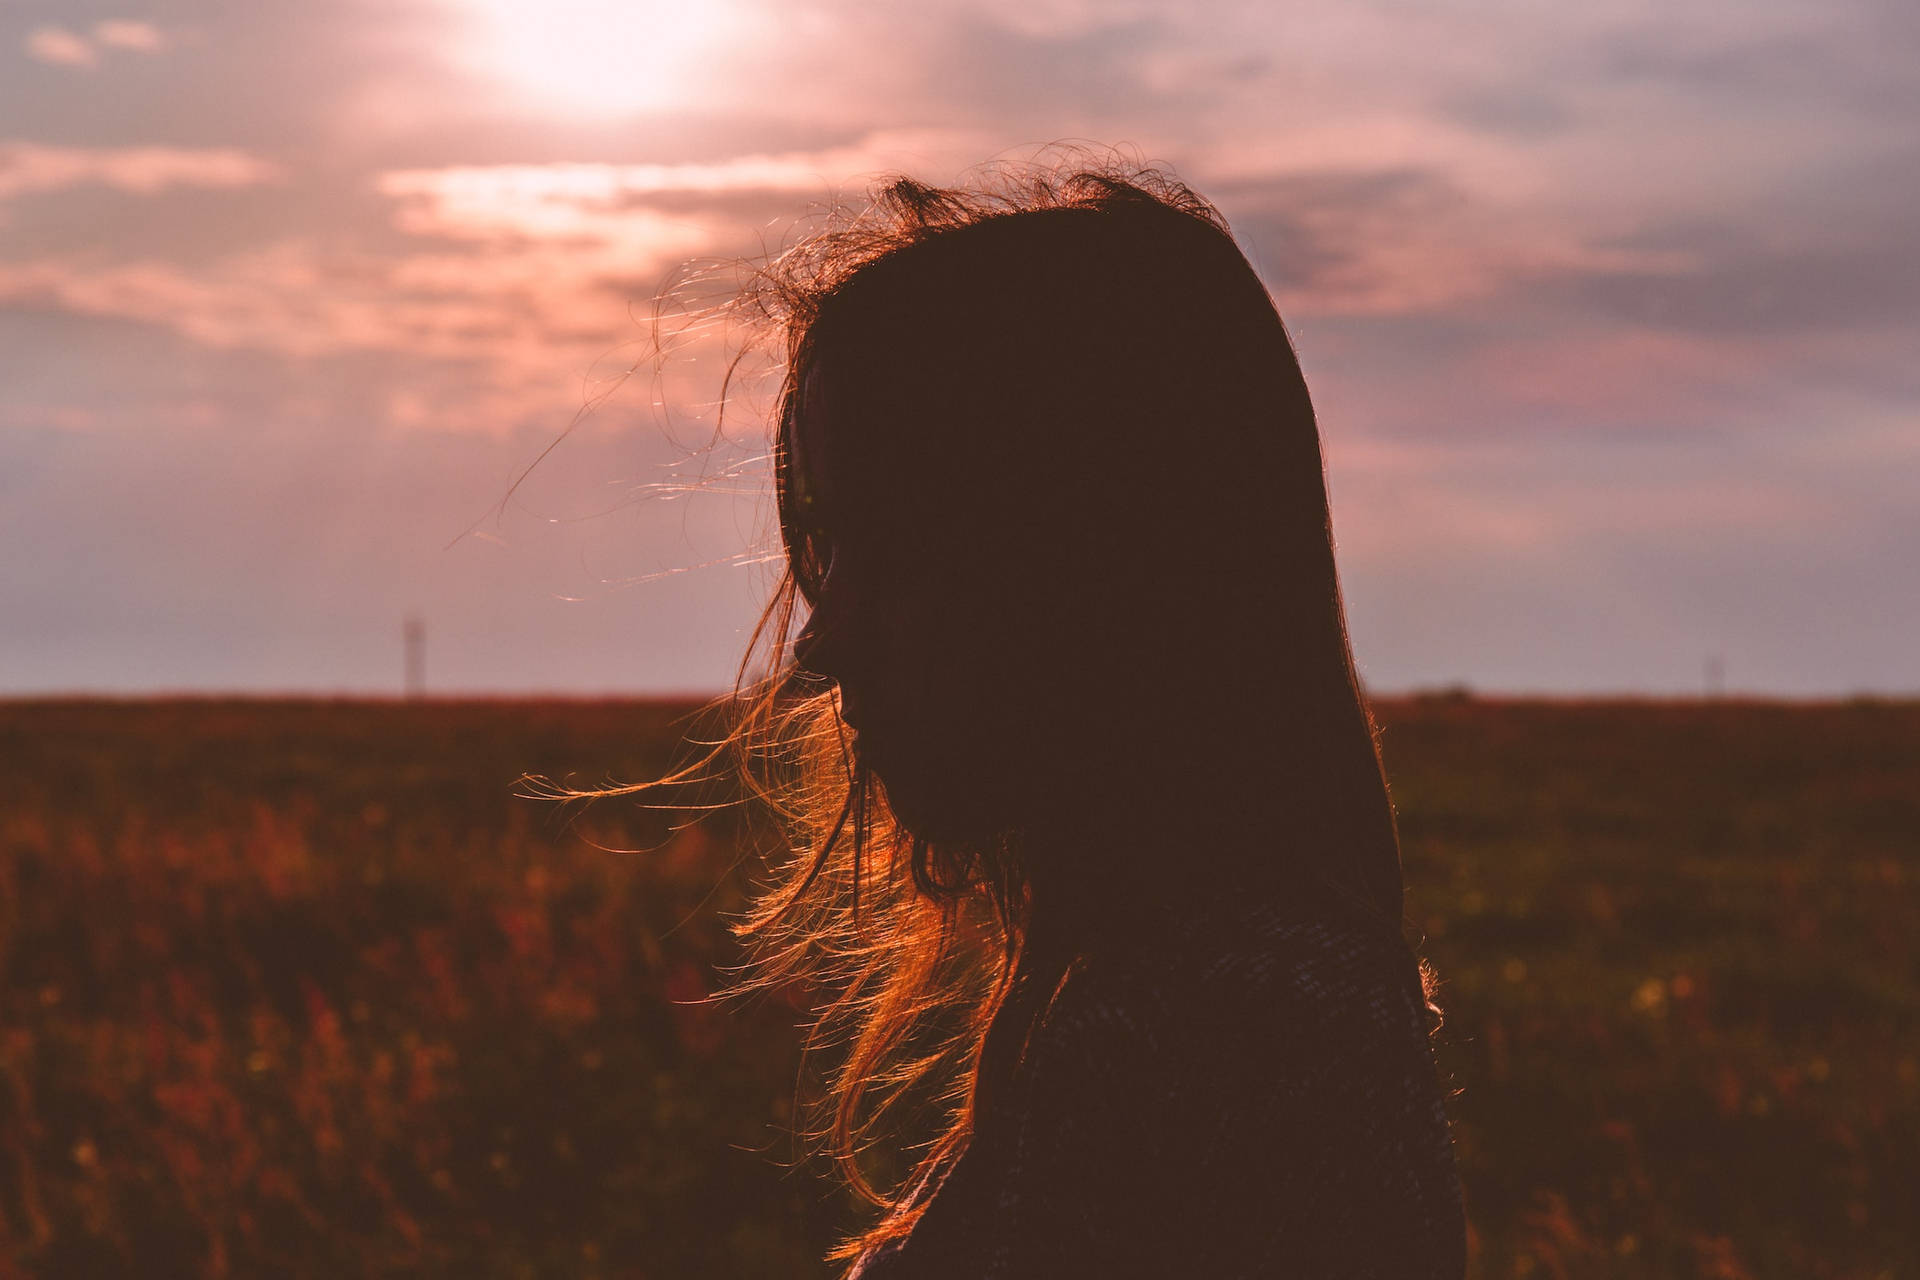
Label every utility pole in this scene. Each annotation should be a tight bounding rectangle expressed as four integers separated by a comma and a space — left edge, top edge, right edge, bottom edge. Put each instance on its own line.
1704, 653, 1724, 700
404, 616, 426, 698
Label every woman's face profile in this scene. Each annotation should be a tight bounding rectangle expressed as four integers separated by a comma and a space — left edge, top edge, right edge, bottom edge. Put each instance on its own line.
786, 362, 1039, 843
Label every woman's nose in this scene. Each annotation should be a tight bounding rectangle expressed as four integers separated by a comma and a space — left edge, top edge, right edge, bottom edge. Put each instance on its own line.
792, 609, 841, 681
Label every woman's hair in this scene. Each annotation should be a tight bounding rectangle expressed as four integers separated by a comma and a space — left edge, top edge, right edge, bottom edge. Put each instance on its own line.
620, 153, 1418, 1261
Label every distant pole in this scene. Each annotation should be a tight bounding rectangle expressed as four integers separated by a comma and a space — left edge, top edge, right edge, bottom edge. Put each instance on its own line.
404, 616, 426, 698
1705, 653, 1724, 700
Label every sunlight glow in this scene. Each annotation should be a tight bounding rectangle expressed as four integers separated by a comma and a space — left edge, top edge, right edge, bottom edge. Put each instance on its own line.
450, 0, 745, 115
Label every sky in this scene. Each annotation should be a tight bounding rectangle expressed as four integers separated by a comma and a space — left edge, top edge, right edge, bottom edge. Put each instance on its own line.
2, 0, 1915, 697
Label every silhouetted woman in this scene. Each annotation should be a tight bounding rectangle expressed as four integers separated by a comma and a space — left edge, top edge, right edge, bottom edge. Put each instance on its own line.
710, 161, 1465, 1278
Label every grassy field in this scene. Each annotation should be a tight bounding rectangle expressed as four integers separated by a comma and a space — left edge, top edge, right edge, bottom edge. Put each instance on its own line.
0, 696, 1913, 1278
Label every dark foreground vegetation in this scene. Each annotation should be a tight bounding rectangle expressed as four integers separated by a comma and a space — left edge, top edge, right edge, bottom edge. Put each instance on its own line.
0, 696, 1914, 1278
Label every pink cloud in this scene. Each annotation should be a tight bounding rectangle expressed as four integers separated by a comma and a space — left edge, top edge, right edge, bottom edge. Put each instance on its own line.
92, 20, 167, 52
375, 134, 983, 243
1327, 430, 1841, 574
0, 143, 280, 200
0, 138, 997, 431
0, 246, 556, 359
1212, 154, 1698, 320
0, 236, 724, 435
1467, 329, 1777, 423
381, 147, 904, 209
24, 26, 98, 69
22, 20, 167, 69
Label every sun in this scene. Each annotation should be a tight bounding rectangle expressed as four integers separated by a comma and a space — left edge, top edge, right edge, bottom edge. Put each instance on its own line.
450, 0, 745, 116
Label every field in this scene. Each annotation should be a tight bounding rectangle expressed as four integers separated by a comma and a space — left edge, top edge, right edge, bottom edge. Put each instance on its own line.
0, 696, 1914, 1278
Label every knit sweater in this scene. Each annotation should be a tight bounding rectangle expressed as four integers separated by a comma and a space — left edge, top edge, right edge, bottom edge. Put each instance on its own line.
844, 888, 1467, 1279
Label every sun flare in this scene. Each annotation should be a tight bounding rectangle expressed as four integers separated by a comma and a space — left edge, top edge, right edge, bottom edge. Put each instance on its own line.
451, 0, 744, 116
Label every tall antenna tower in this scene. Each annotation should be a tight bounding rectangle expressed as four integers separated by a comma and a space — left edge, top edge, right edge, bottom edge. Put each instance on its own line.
404, 616, 426, 698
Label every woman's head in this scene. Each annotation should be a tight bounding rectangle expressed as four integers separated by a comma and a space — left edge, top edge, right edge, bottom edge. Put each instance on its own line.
706, 156, 1409, 1251
764, 169, 1397, 918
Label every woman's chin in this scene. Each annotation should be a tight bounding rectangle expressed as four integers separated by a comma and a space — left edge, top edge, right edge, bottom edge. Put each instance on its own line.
871, 765, 1008, 847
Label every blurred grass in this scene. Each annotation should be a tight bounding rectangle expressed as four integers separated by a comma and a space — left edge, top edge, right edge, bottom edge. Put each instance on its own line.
0, 698, 844, 1279
1383, 696, 1918, 1280
0, 695, 1915, 1278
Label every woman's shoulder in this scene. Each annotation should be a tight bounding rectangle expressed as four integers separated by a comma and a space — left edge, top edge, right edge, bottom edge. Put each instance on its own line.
1069, 883, 1427, 1039
1000, 886, 1466, 1277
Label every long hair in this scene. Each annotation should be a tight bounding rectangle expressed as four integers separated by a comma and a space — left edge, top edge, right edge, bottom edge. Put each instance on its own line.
598, 155, 1418, 1264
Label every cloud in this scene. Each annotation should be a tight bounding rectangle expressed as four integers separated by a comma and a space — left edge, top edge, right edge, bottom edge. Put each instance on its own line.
381, 137, 1699, 342
0, 237, 718, 435
1545, 230, 1920, 338
1219, 166, 1694, 318
0, 242, 589, 359
93, 20, 168, 53
377, 160, 808, 251
23, 20, 167, 70
382, 151, 870, 214
25, 26, 98, 69
0, 135, 1001, 431
0, 143, 280, 201
374, 132, 993, 241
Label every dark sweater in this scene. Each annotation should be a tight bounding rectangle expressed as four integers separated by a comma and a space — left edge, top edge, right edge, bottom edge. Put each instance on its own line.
844, 889, 1467, 1278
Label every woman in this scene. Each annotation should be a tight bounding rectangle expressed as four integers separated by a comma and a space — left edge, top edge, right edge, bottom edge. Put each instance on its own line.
709, 160, 1465, 1277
